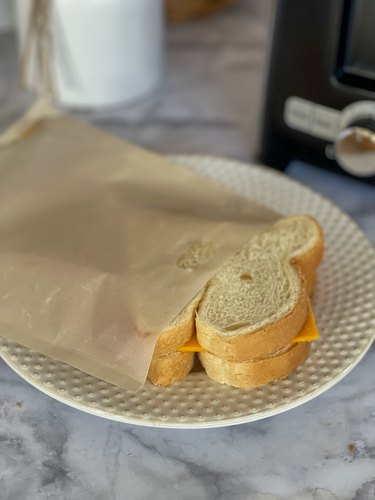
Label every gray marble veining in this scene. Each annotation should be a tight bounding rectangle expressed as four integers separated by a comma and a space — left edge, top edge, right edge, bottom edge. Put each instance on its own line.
0, 1, 375, 499
1, 348, 375, 500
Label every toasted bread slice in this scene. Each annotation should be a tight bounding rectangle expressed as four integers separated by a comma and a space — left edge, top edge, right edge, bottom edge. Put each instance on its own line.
199, 342, 310, 388
196, 215, 323, 361
148, 292, 202, 385
148, 351, 195, 386
152, 292, 202, 357
148, 215, 323, 387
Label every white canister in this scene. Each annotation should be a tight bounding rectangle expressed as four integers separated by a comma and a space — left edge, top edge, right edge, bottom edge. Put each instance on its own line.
15, 0, 164, 108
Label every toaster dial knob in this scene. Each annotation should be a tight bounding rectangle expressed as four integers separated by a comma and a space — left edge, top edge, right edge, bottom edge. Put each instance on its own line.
335, 118, 375, 177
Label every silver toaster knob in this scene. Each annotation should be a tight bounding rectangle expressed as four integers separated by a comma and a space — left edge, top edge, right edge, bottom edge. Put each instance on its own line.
335, 118, 375, 177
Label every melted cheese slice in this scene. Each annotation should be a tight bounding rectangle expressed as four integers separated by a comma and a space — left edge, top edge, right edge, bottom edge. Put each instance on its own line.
178, 335, 207, 353
178, 300, 319, 353
293, 301, 319, 343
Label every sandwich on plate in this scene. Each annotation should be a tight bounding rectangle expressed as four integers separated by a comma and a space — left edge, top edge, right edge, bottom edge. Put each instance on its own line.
148, 214, 324, 388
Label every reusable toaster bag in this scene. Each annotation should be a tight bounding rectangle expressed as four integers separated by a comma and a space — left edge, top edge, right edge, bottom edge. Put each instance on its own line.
0, 102, 279, 391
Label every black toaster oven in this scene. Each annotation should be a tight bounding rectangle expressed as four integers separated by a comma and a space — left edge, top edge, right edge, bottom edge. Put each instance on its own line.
260, 0, 375, 184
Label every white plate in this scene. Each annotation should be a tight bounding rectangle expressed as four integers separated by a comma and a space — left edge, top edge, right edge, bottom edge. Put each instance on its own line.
1, 155, 374, 429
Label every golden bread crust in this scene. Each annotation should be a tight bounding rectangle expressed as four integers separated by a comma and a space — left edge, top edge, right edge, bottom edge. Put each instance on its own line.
199, 342, 310, 388
148, 215, 324, 387
196, 285, 309, 360
196, 215, 324, 360
148, 351, 195, 386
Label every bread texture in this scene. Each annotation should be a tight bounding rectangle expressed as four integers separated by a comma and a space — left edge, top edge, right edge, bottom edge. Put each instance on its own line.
196, 215, 323, 360
148, 215, 323, 387
147, 292, 202, 386
152, 292, 202, 357
148, 351, 195, 386
199, 342, 310, 388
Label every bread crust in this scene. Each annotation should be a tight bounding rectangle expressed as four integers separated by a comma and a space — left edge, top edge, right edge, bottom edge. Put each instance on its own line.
199, 342, 310, 388
152, 314, 195, 357
152, 292, 202, 356
196, 215, 324, 360
290, 216, 324, 296
196, 284, 309, 360
148, 351, 194, 386
148, 215, 324, 386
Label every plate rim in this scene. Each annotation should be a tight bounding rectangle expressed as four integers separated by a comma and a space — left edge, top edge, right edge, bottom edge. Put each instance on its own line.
1, 154, 374, 429
1, 336, 374, 429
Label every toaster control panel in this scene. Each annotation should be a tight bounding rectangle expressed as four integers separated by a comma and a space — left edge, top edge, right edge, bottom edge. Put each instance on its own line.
284, 97, 375, 176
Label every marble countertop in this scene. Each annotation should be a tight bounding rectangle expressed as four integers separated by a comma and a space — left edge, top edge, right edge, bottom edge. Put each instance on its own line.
0, 2, 375, 499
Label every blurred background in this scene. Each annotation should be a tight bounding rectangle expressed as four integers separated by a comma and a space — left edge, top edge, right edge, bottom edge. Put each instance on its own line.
0, 0, 272, 161
0, 0, 374, 214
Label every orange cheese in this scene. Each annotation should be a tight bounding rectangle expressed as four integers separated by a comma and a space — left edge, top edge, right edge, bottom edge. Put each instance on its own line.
293, 300, 319, 342
178, 336, 206, 353
178, 300, 319, 353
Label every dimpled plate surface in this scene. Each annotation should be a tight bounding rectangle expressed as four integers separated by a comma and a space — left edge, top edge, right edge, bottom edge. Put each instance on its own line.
1, 156, 374, 428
